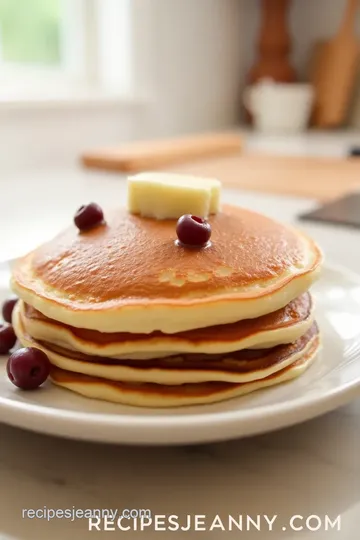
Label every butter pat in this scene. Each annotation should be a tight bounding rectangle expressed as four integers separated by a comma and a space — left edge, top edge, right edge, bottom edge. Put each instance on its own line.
127, 172, 221, 219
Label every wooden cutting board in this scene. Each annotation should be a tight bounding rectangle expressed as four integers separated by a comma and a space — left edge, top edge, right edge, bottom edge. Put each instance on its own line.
81, 132, 242, 172
164, 153, 360, 201
311, 0, 360, 127
81, 132, 360, 201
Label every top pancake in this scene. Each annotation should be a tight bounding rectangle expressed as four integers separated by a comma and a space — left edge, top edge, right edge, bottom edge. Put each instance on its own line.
11, 205, 322, 333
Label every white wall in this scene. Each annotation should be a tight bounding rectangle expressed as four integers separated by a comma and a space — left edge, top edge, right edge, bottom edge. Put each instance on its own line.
0, 103, 147, 170
145, 0, 245, 137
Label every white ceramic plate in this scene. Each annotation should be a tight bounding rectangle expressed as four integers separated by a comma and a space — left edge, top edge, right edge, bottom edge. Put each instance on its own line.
1, 262, 360, 445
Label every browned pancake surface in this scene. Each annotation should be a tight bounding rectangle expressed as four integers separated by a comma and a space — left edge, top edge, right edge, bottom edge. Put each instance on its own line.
23, 205, 313, 303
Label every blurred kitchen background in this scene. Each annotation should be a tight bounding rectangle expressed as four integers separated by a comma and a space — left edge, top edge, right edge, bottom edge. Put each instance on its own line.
2, 0, 360, 266
1, 0, 360, 170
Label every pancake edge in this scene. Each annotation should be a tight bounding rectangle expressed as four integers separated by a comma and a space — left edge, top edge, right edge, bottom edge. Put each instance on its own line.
48, 336, 321, 407
13, 304, 319, 385
17, 296, 315, 357
11, 258, 322, 333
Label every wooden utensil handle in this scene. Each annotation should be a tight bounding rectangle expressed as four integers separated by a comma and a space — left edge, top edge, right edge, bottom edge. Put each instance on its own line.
339, 0, 359, 35
259, 0, 291, 56
247, 0, 296, 83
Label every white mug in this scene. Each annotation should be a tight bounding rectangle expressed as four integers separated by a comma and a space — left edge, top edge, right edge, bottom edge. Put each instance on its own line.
244, 80, 314, 134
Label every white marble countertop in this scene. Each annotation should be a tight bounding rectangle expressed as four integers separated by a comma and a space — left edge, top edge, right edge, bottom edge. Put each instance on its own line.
1, 150, 360, 539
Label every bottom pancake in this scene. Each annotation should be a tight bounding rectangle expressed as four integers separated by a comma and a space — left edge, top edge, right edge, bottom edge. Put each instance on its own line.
50, 334, 319, 407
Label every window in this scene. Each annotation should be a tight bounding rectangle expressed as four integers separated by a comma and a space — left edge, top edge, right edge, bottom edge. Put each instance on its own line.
0, 0, 61, 65
0, 0, 134, 102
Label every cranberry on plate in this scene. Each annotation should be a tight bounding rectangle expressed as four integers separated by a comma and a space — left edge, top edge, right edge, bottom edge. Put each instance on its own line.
0, 324, 17, 354
2, 297, 18, 323
7, 347, 50, 390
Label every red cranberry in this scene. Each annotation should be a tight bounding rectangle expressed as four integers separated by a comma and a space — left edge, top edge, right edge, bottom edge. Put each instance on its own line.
7, 347, 50, 390
0, 324, 17, 354
176, 214, 211, 247
74, 203, 104, 231
2, 297, 18, 323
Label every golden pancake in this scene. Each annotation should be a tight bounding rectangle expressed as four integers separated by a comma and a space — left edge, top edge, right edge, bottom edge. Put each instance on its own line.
48, 334, 320, 407
13, 303, 319, 385
11, 205, 322, 334
19, 293, 315, 358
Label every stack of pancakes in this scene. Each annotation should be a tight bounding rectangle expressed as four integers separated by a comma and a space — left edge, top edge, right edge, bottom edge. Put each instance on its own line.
11, 205, 322, 407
